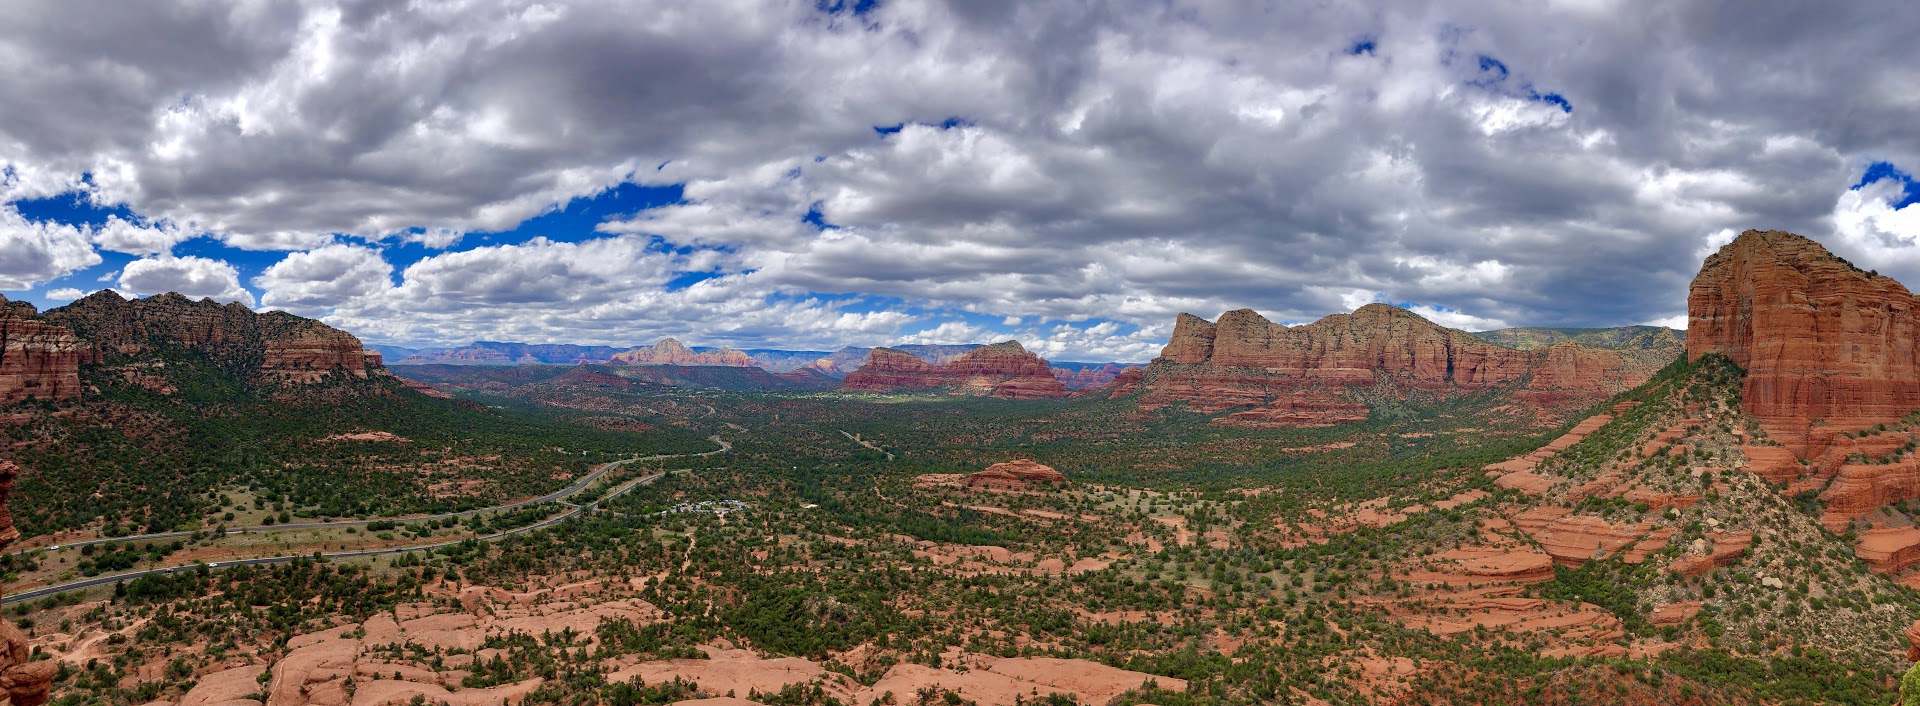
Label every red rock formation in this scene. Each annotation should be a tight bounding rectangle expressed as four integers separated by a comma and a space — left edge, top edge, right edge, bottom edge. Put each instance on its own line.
42, 291, 377, 383
1520, 343, 1675, 403
608, 338, 758, 367
1687, 230, 1920, 527
1124, 304, 1675, 427
0, 296, 84, 406
1689, 230, 1920, 442
967, 459, 1067, 490
1856, 527, 1920, 574
0, 462, 54, 705
842, 342, 1069, 398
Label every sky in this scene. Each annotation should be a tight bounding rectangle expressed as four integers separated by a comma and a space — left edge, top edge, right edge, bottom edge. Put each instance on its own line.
3, 1, 1919, 362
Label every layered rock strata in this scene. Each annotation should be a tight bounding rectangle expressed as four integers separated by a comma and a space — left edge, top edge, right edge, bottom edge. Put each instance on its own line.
1687, 230, 1920, 528
0, 297, 84, 406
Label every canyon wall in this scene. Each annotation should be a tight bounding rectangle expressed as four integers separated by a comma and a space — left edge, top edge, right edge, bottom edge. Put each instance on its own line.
1687, 230, 1920, 529
1688, 229, 1920, 442
0, 297, 85, 406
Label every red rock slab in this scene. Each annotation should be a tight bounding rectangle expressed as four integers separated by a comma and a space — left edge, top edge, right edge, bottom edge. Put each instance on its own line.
1650, 601, 1703, 626
1511, 507, 1650, 566
1400, 547, 1556, 585
1493, 471, 1556, 496
1616, 485, 1703, 510
609, 650, 847, 702
1856, 527, 1920, 573
179, 665, 268, 706
1820, 458, 1920, 530
1485, 413, 1614, 477
1620, 527, 1676, 564
1669, 531, 1754, 577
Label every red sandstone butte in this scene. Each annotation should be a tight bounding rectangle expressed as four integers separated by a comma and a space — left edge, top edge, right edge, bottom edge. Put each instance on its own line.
1120, 304, 1675, 427
967, 459, 1068, 491
0, 296, 84, 407
1688, 230, 1920, 438
842, 341, 1069, 398
1687, 230, 1920, 527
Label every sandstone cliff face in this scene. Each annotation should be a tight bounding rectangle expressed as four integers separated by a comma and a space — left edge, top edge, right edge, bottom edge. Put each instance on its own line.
43, 291, 377, 383
842, 341, 1069, 398
1687, 230, 1920, 529
607, 338, 758, 367
1121, 304, 1678, 427
0, 297, 85, 407
0, 461, 54, 705
1689, 230, 1920, 440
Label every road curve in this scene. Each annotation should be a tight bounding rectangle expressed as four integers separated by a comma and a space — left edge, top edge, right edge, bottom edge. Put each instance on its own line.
11, 436, 731, 558
4, 438, 728, 604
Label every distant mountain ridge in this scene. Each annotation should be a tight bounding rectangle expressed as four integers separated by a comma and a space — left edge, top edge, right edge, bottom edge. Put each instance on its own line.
1472, 325, 1683, 351
842, 341, 1070, 398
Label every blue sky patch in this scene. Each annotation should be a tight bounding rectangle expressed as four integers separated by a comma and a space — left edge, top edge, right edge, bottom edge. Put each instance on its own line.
1854, 161, 1920, 209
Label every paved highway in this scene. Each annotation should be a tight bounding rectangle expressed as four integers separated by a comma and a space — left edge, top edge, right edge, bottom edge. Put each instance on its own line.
4, 437, 728, 604
11, 436, 730, 557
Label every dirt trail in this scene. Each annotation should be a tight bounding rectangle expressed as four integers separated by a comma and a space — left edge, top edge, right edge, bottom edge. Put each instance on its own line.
839, 429, 895, 460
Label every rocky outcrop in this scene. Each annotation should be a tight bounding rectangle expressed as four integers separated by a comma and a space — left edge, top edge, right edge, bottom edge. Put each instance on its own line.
43, 291, 377, 383
0, 462, 54, 705
1121, 304, 1676, 427
842, 342, 1069, 398
967, 459, 1068, 490
1688, 230, 1920, 441
1687, 230, 1920, 528
608, 338, 757, 367
0, 296, 84, 407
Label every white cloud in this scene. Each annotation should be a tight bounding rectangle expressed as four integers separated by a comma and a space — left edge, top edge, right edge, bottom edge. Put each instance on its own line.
1828, 178, 1920, 284
0, 206, 101, 290
1643, 314, 1688, 330
255, 243, 394, 314
898, 321, 991, 345
44, 287, 84, 301
89, 215, 195, 256
117, 255, 255, 306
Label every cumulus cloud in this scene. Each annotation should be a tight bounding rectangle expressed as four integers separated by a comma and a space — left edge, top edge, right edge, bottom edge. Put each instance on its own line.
2, 1, 1919, 357
1828, 177, 1920, 284
255, 243, 395, 314
44, 287, 85, 301
90, 215, 194, 256
117, 256, 255, 307
0, 206, 101, 290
